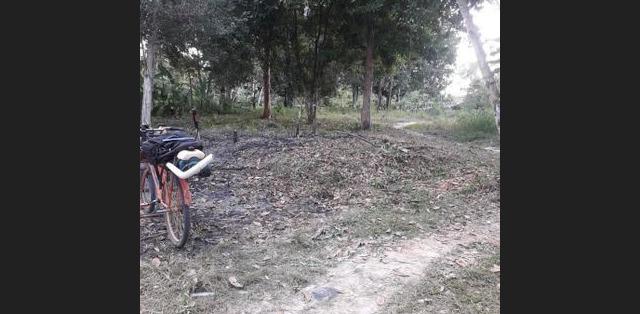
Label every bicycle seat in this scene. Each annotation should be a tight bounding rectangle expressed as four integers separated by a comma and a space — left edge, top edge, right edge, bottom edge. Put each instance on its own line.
177, 149, 205, 161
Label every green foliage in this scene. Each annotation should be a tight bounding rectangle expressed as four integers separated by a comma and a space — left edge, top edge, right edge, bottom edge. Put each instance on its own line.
143, 0, 468, 122
393, 91, 446, 115
451, 109, 497, 141
461, 78, 490, 110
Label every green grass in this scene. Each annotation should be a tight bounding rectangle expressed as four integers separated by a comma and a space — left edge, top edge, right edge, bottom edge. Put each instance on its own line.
404, 110, 497, 142
153, 104, 497, 142
451, 110, 498, 141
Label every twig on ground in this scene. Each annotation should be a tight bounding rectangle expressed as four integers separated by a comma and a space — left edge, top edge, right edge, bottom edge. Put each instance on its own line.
335, 131, 378, 147
215, 166, 248, 171
142, 232, 166, 241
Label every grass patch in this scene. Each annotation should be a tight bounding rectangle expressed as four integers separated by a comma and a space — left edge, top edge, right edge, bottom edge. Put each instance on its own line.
403, 110, 498, 142
451, 110, 497, 142
382, 243, 500, 314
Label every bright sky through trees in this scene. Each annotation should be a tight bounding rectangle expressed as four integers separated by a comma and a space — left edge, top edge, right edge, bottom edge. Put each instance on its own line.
445, 2, 499, 98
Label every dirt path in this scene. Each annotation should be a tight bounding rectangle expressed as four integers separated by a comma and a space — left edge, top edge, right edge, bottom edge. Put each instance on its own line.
259, 220, 499, 314
392, 121, 419, 129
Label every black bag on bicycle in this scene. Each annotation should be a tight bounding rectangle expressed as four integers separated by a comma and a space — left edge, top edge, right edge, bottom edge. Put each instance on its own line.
141, 131, 203, 165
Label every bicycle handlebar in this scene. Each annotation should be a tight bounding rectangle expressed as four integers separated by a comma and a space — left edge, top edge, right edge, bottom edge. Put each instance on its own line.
165, 154, 214, 179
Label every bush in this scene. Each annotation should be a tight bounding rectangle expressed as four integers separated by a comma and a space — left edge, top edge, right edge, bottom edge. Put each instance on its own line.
451, 110, 497, 141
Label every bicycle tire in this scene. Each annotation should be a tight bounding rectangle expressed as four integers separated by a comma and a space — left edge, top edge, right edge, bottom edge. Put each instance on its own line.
164, 172, 190, 248
140, 165, 156, 214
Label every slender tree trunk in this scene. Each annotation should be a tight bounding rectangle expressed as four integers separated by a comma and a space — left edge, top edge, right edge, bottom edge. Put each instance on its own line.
205, 74, 213, 111
361, 21, 374, 130
291, 6, 305, 108
284, 89, 293, 107
141, 36, 157, 126
307, 96, 317, 125
197, 69, 205, 111
307, 7, 322, 125
386, 87, 391, 109
219, 86, 226, 112
352, 84, 358, 108
386, 77, 393, 109
377, 79, 383, 111
188, 73, 194, 108
251, 81, 257, 109
284, 20, 295, 109
457, 0, 500, 135
228, 88, 234, 103
261, 63, 271, 119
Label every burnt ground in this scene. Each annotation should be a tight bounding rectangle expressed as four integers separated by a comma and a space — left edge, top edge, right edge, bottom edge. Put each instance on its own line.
140, 118, 500, 314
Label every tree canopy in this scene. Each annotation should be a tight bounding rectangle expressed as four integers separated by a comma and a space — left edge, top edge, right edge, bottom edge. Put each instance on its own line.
140, 0, 466, 128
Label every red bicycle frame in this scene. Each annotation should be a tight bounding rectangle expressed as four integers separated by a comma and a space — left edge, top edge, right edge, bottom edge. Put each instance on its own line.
140, 162, 192, 210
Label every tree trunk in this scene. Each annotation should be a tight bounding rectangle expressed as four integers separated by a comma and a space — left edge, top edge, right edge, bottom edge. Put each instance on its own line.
261, 63, 271, 119
250, 81, 256, 109
307, 7, 322, 125
188, 73, 194, 108
307, 97, 317, 125
361, 22, 374, 130
284, 88, 293, 107
386, 77, 393, 110
385, 88, 391, 110
219, 86, 226, 112
253, 84, 262, 109
141, 36, 157, 126
457, 0, 500, 135
352, 84, 358, 108
377, 79, 383, 111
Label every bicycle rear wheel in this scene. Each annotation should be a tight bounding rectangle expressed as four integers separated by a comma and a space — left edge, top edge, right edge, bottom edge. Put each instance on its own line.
164, 173, 190, 247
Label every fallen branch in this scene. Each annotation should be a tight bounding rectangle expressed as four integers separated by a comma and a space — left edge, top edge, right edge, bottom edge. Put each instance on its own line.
335, 131, 378, 147
141, 232, 166, 241
214, 166, 248, 171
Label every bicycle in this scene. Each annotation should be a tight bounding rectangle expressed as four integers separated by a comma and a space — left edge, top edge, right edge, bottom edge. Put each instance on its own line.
139, 120, 213, 247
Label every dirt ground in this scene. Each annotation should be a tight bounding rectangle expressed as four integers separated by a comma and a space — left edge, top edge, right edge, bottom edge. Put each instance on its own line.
140, 116, 500, 313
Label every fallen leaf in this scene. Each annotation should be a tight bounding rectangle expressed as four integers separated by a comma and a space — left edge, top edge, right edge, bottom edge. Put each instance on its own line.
454, 259, 467, 267
228, 276, 244, 288
302, 290, 312, 302
490, 264, 500, 273
151, 257, 161, 267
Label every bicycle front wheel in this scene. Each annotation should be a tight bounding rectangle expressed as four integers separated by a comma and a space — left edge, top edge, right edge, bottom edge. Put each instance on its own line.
164, 173, 190, 247
140, 164, 156, 214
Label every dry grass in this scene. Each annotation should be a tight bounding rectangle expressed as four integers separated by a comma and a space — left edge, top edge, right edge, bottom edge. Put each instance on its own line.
382, 242, 500, 314
142, 111, 500, 313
